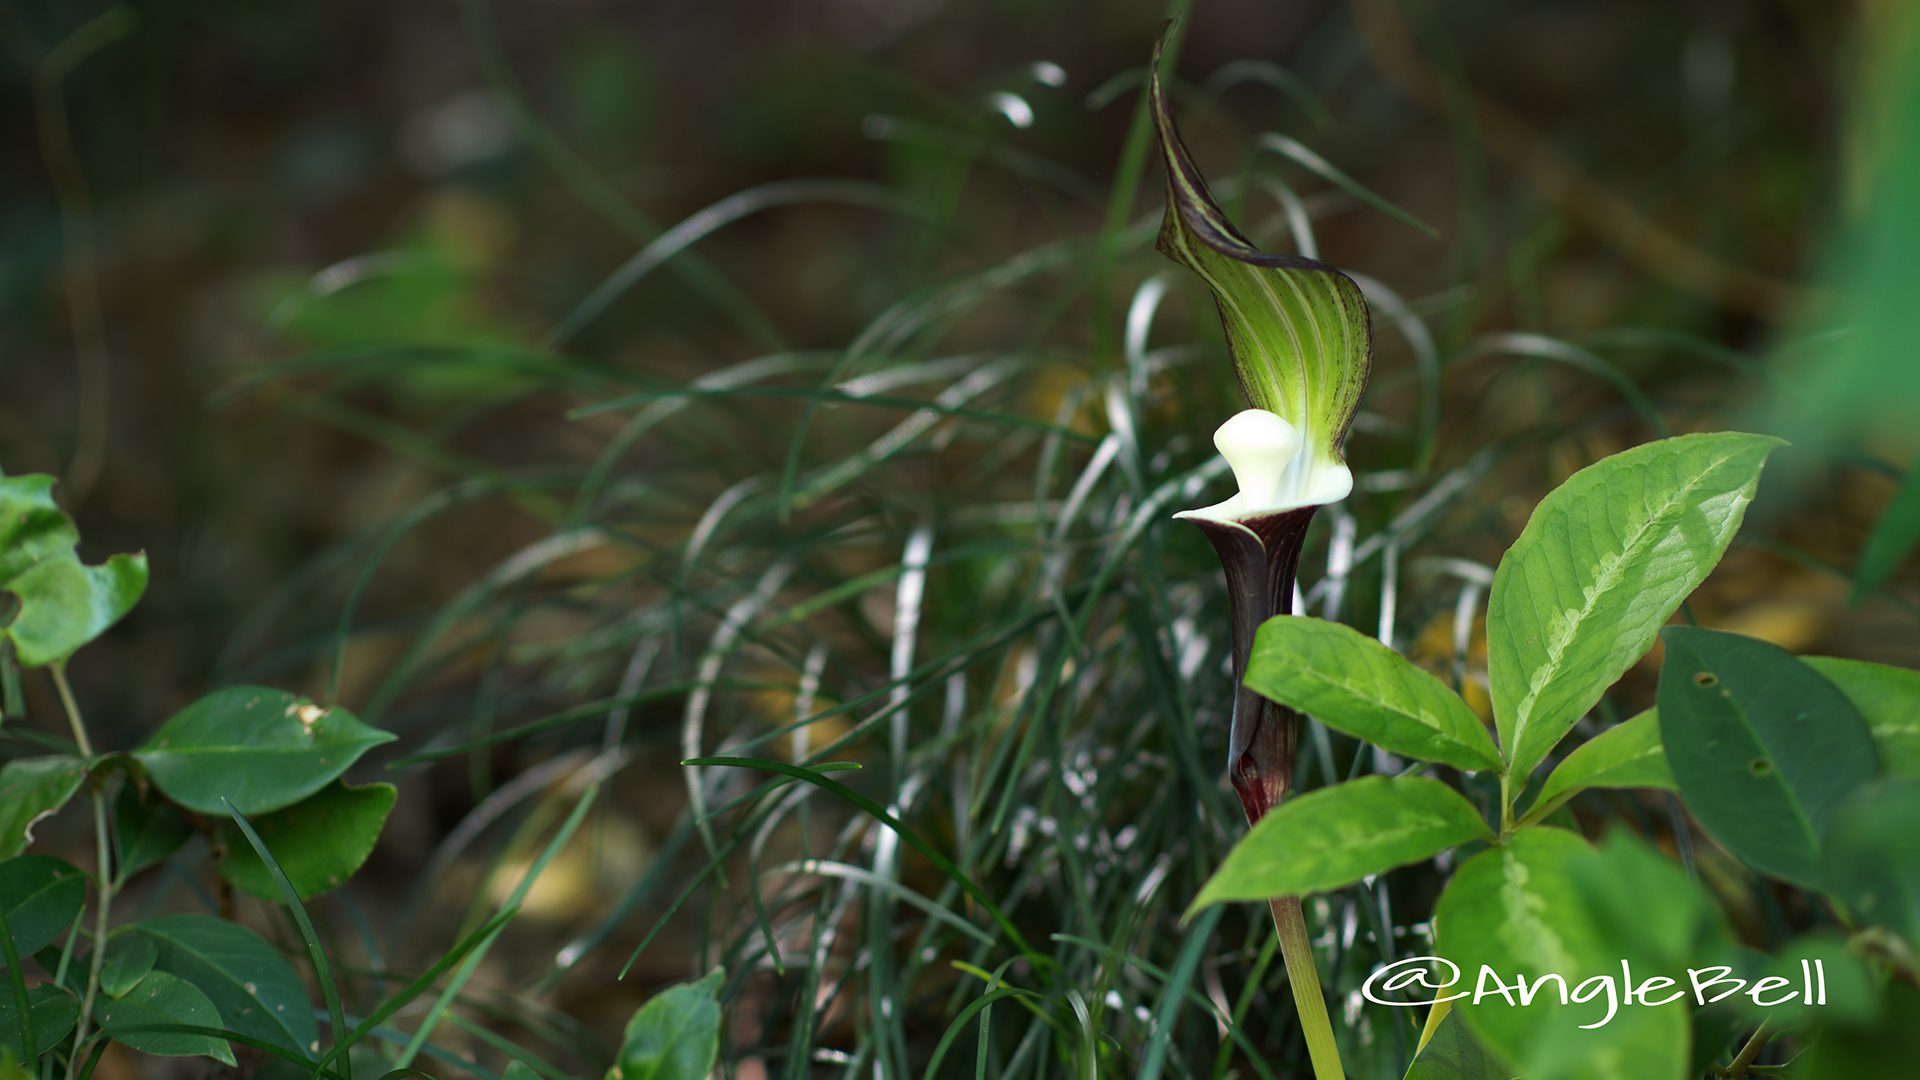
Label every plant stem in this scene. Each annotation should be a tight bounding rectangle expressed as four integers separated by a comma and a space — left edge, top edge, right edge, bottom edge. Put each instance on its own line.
52, 664, 112, 1080
1268, 895, 1345, 1080
1724, 1020, 1775, 1079
50, 663, 92, 756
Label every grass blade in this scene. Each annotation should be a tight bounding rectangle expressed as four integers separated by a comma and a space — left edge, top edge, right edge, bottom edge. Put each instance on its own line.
221, 799, 349, 1080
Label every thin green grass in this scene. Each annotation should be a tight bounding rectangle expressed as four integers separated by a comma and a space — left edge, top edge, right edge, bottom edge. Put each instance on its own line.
166, 17, 1815, 1080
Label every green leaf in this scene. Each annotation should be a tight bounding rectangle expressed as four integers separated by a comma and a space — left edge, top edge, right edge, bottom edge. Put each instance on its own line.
1488, 432, 1783, 785
1657, 628, 1879, 888
99, 934, 160, 998
126, 915, 318, 1055
1527, 711, 1674, 821
113, 784, 193, 880
1245, 616, 1502, 772
1803, 656, 1920, 778
608, 968, 724, 1080
1190, 776, 1491, 911
0, 472, 148, 668
97, 969, 237, 1065
0, 856, 86, 962
1148, 38, 1370, 468
1735, 935, 1879, 1027
1404, 1011, 1516, 1080
1823, 778, 1920, 943
3, 554, 149, 669
1795, 982, 1920, 1078
503, 1064, 541, 1080
217, 782, 395, 900
220, 797, 350, 1075
134, 687, 394, 815
1565, 831, 1729, 972
0, 756, 85, 857
0, 985, 77, 1058
1435, 828, 1691, 1080
0, 475, 77, 582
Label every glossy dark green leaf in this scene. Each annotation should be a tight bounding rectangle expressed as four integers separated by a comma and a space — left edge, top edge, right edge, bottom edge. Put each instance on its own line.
1658, 628, 1878, 888
1245, 616, 1501, 772
0, 856, 86, 962
0, 756, 85, 858
217, 782, 395, 900
1435, 828, 1691, 1080
0, 472, 148, 668
1527, 711, 1673, 822
127, 915, 317, 1054
100, 933, 160, 998
134, 687, 394, 815
608, 968, 724, 1080
1191, 776, 1491, 911
1823, 778, 1920, 944
97, 969, 236, 1065
1403, 1011, 1516, 1080
1803, 656, 1920, 778
1489, 433, 1783, 786
0, 985, 77, 1058
113, 784, 193, 881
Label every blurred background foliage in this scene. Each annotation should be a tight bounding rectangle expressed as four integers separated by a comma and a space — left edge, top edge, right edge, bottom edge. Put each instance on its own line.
4, 0, 1918, 1076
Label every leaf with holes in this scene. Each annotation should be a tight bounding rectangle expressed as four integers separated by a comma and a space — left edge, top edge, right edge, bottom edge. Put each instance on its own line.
1190, 776, 1492, 911
1245, 616, 1502, 772
608, 968, 725, 1080
0, 756, 85, 858
1489, 432, 1783, 787
134, 686, 394, 815
217, 781, 395, 900
1658, 628, 1878, 888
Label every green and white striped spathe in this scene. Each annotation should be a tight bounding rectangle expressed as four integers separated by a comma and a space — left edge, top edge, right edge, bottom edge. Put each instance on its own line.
1149, 38, 1371, 474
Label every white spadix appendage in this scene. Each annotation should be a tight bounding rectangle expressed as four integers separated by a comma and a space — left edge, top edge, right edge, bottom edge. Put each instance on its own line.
1173, 409, 1352, 525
